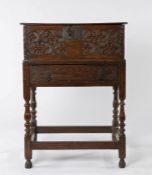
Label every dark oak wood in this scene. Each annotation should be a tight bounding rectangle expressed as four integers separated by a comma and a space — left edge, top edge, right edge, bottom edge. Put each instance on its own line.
30, 64, 119, 86
118, 61, 126, 168
31, 141, 119, 150
22, 22, 127, 168
112, 86, 119, 142
36, 126, 112, 133
23, 24, 125, 60
21, 22, 128, 25
31, 87, 37, 141
23, 62, 32, 168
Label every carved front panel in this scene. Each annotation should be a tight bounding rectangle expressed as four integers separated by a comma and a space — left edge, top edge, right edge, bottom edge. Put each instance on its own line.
24, 24, 124, 60
30, 65, 118, 84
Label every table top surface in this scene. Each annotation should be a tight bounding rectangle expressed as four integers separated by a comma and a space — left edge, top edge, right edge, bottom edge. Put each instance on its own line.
21, 22, 128, 26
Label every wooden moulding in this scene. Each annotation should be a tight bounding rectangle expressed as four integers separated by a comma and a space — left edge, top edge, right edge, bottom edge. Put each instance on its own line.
36, 126, 112, 134
32, 126, 118, 150
31, 141, 119, 150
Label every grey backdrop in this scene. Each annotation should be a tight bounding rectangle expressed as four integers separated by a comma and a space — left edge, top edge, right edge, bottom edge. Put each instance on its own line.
0, 0, 152, 174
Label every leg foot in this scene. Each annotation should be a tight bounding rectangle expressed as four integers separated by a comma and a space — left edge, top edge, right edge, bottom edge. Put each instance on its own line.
25, 160, 32, 169
119, 159, 126, 168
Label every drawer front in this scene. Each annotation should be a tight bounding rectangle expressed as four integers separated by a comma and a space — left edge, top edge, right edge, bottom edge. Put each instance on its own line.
30, 65, 119, 84
24, 24, 124, 60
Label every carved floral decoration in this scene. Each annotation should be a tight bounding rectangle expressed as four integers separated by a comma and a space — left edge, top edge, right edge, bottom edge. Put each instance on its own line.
24, 26, 123, 58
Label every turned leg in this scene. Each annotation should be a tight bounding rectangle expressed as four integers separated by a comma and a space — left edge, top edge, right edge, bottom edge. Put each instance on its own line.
112, 86, 119, 142
118, 97, 126, 168
31, 87, 37, 141
23, 62, 32, 168
24, 98, 32, 168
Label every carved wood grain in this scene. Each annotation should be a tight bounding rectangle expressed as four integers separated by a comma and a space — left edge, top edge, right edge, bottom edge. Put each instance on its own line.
24, 25, 124, 60
30, 65, 118, 83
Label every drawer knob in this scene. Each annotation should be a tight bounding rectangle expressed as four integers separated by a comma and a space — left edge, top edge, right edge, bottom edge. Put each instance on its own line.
47, 73, 52, 82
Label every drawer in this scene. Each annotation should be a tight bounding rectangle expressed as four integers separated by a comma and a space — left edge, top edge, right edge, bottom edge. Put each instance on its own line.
30, 65, 119, 84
